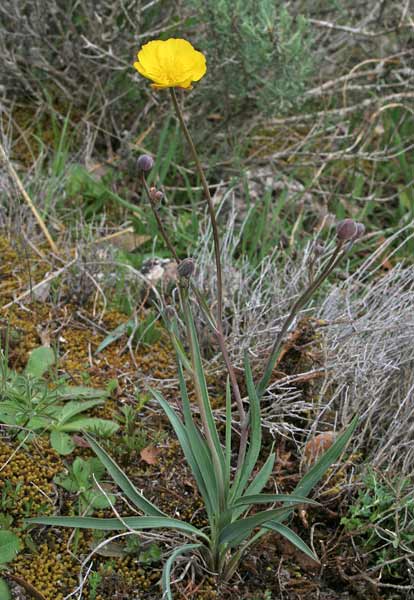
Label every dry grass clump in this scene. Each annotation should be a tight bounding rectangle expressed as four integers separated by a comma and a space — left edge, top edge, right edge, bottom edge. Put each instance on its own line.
318, 237, 414, 474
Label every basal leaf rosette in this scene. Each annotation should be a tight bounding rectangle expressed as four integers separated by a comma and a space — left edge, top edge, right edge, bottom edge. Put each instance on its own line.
134, 38, 206, 89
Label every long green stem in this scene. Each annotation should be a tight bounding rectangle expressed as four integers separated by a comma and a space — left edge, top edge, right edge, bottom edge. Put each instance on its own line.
170, 88, 248, 468
257, 243, 346, 398
141, 174, 180, 263
170, 88, 224, 329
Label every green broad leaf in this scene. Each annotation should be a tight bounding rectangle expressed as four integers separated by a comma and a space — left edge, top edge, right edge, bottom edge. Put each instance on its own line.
84, 490, 116, 510
24, 346, 55, 378
232, 494, 320, 508
264, 521, 319, 562
151, 389, 216, 517
50, 430, 75, 455
219, 506, 302, 545
162, 544, 202, 600
27, 516, 209, 541
26, 415, 51, 430
0, 579, 11, 600
56, 386, 108, 401
58, 418, 119, 435
56, 400, 104, 423
230, 355, 261, 500
82, 433, 166, 517
0, 530, 20, 563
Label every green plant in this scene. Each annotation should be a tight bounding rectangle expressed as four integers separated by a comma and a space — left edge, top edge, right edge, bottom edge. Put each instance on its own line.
88, 570, 102, 600
341, 469, 414, 578
28, 41, 361, 599
54, 457, 116, 515
0, 529, 20, 598
0, 346, 118, 454
189, 1, 313, 117
110, 404, 150, 462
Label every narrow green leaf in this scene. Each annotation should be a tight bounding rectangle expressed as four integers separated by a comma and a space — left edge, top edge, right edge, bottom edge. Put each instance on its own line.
232, 494, 319, 508
27, 516, 209, 541
219, 506, 302, 545
175, 357, 219, 516
264, 521, 319, 562
150, 389, 216, 516
162, 544, 202, 600
293, 416, 358, 500
83, 433, 165, 517
230, 355, 261, 499
182, 297, 226, 482
225, 377, 232, 490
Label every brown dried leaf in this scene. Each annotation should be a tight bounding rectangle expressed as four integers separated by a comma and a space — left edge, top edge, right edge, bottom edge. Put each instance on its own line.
140, 445, 160, 466
304, 431, 336, 465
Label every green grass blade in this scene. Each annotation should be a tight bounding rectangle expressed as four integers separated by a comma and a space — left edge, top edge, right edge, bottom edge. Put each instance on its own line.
219, 505, 302, 546
232, 494, 319, 508
294, 415, 358, 498
150, 388, 216, 516
231, 453, 275, 520
264, 521, 319, 562
225, 377, 232, 490
162, 543, 202, 600
27, 516, 209, 541
83, 433, 165, 517
184, 300, 226, 476
230, 355, 261, 499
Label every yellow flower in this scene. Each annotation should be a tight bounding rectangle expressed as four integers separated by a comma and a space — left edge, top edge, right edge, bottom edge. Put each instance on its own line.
134, 38, 206, 89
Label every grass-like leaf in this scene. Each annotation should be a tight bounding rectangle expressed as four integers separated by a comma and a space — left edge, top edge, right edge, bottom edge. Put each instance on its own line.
83, 433, 165, 517
162, 543, 202, 599
232, 494, 320, 508
151, 388, 217, 516
27, 516, 209, 540
219, 505, 302, 545
230, 355, 261, 500
264, 521, 319, 562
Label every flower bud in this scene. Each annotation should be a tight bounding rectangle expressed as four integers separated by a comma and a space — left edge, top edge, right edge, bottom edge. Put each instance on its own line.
336, 219, 358, 241
137, 154, 154, 172
177, 258, 196, 279
355, 222, 365, 239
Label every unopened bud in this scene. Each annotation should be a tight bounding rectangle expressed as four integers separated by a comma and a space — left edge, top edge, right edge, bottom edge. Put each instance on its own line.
336, 219, 358, 241
355, 222, 365, 239
137, 154, 154, 172
177, 258, 196, 279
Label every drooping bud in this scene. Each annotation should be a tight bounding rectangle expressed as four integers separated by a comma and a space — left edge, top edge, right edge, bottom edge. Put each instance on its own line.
137, 154, 154, 172
177, 258, 196, 279
336, 218, 358, 241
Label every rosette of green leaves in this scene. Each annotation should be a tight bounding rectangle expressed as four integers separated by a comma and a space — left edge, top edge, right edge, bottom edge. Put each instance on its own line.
28, 321, 357, 599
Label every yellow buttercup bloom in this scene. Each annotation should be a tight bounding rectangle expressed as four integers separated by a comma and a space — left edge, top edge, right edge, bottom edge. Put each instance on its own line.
134, 38, 206, 89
